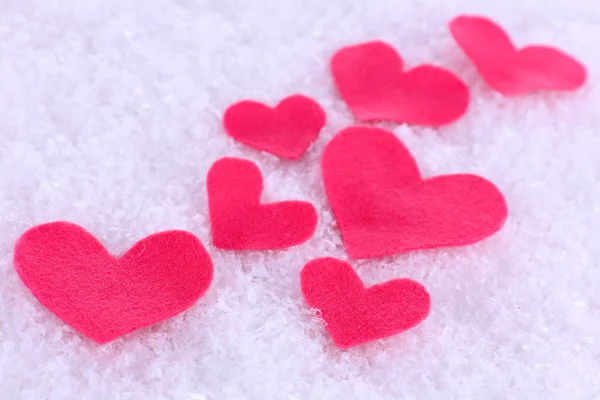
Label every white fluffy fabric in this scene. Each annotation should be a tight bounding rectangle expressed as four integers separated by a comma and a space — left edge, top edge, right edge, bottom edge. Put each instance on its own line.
1, 0, 599, 399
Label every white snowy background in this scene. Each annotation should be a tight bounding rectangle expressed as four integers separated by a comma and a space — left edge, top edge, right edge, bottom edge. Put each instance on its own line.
0, 0, 599, 399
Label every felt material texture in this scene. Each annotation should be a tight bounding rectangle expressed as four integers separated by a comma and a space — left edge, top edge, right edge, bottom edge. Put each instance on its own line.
13, 222, 214, 344
223, 94, 326, 159
300, 257, 431, 349
322, 126, 508, 258
330, 40, 470, 126
207, 157, 318, 250
450, 15, 587, 95
1, 2, 599, 399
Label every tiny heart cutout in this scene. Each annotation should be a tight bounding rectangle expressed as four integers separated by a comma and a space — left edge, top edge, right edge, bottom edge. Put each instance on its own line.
450, 15, 587, 95
207, 157, 318, 250
322, 126, 507, 258
13, 222, 214, 344
223, 94, 326, 159
330, 40, 470, 126
301, 257, 430, 349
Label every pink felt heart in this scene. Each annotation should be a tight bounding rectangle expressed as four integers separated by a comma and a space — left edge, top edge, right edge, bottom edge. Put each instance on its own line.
13, 222, 214, 344
223, 94, 326, 159
207, 157, 318, 250
330, 40, 470, 126
322, 126, 508, 258
449, 15, 587, 95
301, 257, 431, 349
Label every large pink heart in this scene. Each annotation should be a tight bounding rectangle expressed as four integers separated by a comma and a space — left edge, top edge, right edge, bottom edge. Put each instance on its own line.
14, 222, 214, 343
322, 126, 508, 258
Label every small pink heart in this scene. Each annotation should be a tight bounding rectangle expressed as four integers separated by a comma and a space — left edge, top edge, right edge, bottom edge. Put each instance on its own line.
450, 15, 587, 95
301, 257, 431, 349
223, 94, 326, 160
330, 40, 470, 126
207, 157, 318, 250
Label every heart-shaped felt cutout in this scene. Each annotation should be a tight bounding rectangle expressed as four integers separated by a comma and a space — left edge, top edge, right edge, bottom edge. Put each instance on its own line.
13, 222, 214, 344
330, 40, 470, 126
301, 257, 430, 349
449, 15, 587, 95
207, 157, 318, 250
322, 126, 507, 258
223, 94, 326, 159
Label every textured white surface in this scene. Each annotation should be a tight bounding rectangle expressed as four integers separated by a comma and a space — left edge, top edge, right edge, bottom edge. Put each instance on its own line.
1, 0, 599, 399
